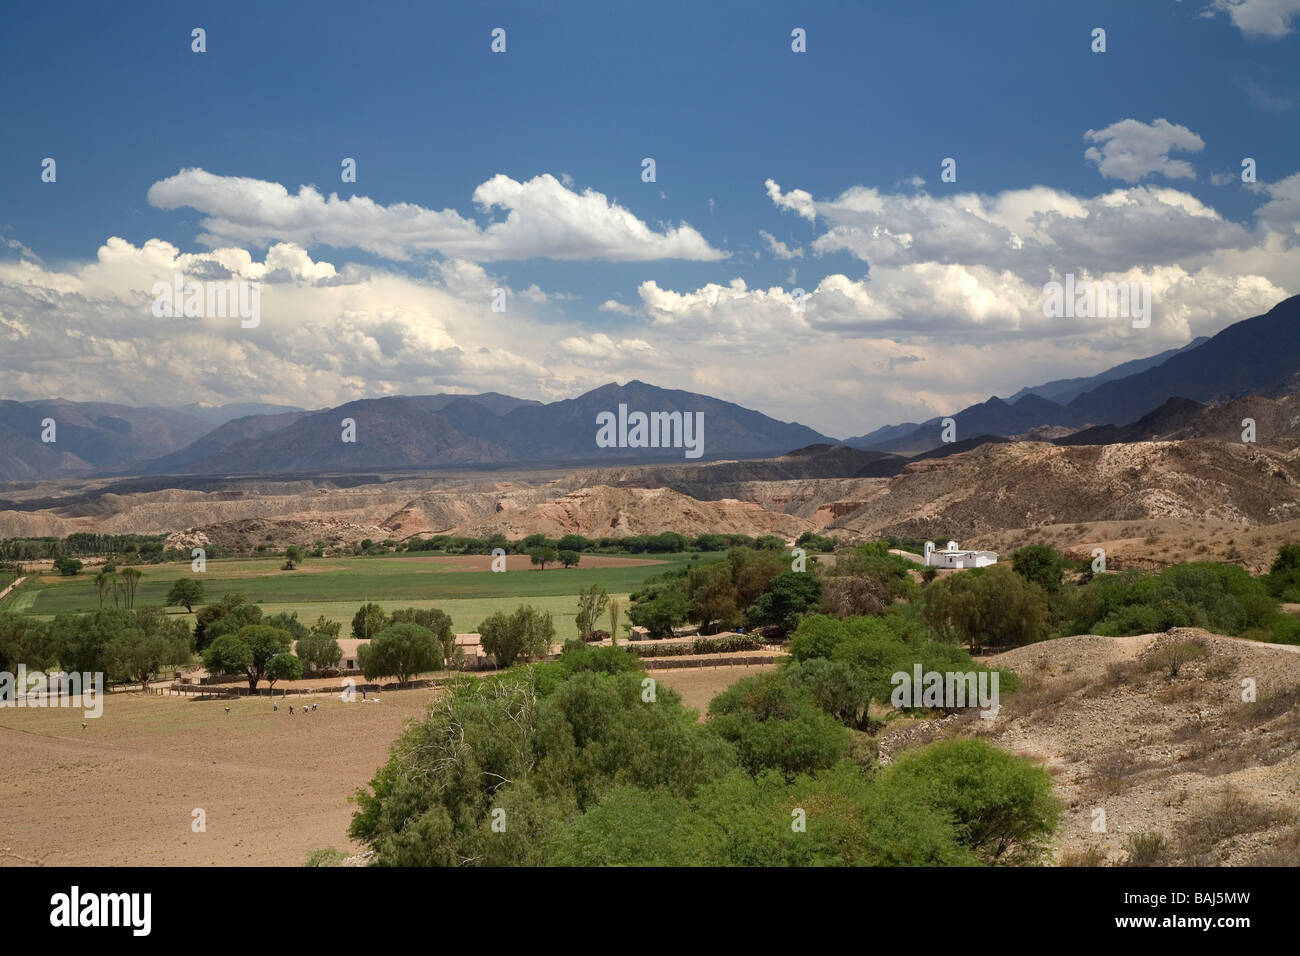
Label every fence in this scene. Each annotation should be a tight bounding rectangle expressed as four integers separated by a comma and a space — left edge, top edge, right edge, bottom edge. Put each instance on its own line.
640, 654, 782, 670
159, 676, 446, 698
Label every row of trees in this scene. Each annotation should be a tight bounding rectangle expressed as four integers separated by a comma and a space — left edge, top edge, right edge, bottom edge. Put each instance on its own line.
402, 530, 793, 557
0, 533, 169, 562
0, 605, 193, 693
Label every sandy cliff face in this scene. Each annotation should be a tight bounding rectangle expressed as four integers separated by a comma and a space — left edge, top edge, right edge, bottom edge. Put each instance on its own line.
448, 485, 816, 540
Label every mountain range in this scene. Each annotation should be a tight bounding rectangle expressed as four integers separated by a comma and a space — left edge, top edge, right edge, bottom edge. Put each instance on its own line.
848, 295, 1300, 455
1, 295, 1297, 480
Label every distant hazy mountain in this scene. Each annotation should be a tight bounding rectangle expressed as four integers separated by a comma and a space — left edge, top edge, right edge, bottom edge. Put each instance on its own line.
841, 343, 1205, 451
133, 381, 834, 476
846, 295, 1300, 455
1004, 338, 1208, 405
179, 402, 305, 427
0, 398, 309, 480
0, 399, 220, 480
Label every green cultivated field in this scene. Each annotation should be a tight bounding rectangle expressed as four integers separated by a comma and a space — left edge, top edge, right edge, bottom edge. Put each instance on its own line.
6, 552, 712, 641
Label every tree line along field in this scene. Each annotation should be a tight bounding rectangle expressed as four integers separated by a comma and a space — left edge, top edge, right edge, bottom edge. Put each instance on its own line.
1, 551, 713, 641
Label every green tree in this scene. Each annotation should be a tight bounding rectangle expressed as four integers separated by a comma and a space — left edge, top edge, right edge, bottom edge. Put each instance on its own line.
529, 546, 559, 571
93, 570, 113, 608
296, 617, 344, 674
264, 651, 303, 691
349, 665, 733, 866
48, 607, 135, 675
922, 565, 1050, 652
165, 577, 206, 613
202, 633, 253, 683
747, 570, 823, 637
556, 534, 591, 553
263, 611, 309, 641
1265, 543, 1300, 601
608, 598, 621, 647
882, 738, 1061, 865
283, 545, 304, 570
119, 566, 142, 609
687, 559, 739, 633
0, 613, 56, 673
1011, 544, 1070, 595
358, 623, 441, 683
389, 607, 455, 667
53, 556, 83, 576
352, 602, 389, 641
558, 550, 581, 568
707, 671, 849, 778
728, 547, 789, 610
201, 601, 264, 650
575, 584, 609, 641
194, 592, 260, 652
202, 624, 293, 690
823, 542, 919, 616
627, 587, 689, 638
106, 624, 191, 693
479, 605, 556, 667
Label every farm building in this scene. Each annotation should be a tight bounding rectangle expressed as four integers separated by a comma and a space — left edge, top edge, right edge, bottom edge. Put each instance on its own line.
336, 639, 361, 671
924, 540, 998, 569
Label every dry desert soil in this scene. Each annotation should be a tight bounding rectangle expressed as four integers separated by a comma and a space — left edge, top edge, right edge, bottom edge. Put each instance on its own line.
0, 663, 769, 867
0, 687, 436, 867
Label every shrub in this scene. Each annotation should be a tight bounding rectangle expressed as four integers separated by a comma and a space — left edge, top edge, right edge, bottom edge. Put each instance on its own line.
1059, 845, 1108, 867
1122, 831, 1170, 867
1066, 563, 1282, 638
303, 847, 348, 867
1141, 641, 1206, 679
707, 672, 849, 778
350, 667, 733, 865
882, 738, 1061, 865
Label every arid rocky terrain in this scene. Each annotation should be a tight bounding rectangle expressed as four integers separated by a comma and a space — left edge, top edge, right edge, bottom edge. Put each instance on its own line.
882, 629, 1300, 866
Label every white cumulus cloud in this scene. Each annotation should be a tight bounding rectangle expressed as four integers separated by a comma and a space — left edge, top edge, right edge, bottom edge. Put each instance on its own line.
1083, 118, 1205, 183
148, 169, 727, 263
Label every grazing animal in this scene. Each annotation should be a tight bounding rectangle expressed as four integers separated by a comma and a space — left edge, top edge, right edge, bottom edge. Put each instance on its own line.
224, 707, 230, 715
81, 722, 87, 730
311, 703, 317, 711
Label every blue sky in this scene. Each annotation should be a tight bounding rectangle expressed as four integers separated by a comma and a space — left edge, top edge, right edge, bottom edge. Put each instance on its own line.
2, 0, 1298, 437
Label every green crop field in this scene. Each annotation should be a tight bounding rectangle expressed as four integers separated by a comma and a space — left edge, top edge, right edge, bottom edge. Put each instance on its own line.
5, 551, 718, 640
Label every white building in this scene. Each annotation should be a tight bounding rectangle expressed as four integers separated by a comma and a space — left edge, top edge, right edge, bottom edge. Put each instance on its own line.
924, 540, 998, 569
